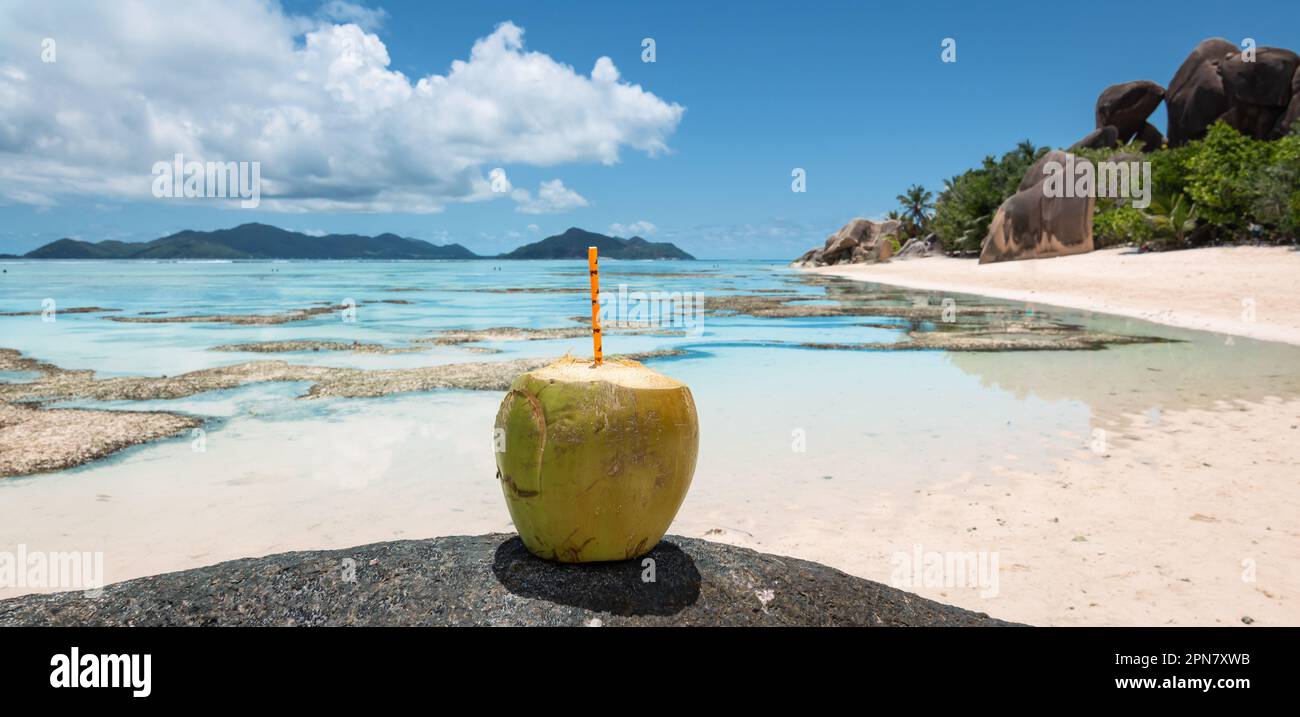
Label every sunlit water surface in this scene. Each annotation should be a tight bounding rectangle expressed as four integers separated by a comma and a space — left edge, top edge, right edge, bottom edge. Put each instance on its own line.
2, 259, 1299, 596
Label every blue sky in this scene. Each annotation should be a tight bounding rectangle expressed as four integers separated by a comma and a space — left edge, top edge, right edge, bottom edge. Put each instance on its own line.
1, 0, 1297, 258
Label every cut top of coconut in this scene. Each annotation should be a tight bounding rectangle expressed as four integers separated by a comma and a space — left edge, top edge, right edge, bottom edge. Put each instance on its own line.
530, 357, 685, 390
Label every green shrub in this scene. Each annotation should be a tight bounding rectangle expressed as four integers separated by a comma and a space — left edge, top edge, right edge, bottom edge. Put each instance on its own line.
1247, 128, 1300, 237
1093, 204, 1152, 248
1182, 122, 1273, 231
912, 124, 1299, 257
1149, 142, 1194, 204
932, 141, 1048, 253
1143, 193, 1199, 246
1068, 139, 1145, 166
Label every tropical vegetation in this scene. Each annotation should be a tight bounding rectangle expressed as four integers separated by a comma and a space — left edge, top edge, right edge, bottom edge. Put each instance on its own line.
888, 122, 1300, 255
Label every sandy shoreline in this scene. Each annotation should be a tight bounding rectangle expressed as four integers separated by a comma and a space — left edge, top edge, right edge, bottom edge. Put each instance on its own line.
812, 246, 1300, 346
787, 246, 1300, 624
685, 397, 1299, 626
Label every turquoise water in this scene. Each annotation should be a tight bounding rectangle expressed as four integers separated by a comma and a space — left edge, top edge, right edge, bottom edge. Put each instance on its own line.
2, 259, 1299, 595
0, 259, 872, 374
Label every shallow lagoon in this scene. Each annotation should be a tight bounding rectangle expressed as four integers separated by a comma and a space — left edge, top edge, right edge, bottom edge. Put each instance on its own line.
3, 259, 1299, 597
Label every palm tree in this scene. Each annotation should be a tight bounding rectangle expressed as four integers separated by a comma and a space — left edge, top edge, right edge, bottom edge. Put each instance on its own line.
1144, 194, 1198, 245
1015, 140, 1039, 163
895, 184, 935, 238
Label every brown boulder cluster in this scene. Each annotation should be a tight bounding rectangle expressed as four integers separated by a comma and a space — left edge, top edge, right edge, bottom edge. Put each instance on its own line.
1087, 80, 1168, 151
1072, 39, 1299, 155
793, 38, 1300, 267
791, 219, 944, 267
983, 37, 1300, 264
1168, 39, 1300, 146
791, 217, 902, 267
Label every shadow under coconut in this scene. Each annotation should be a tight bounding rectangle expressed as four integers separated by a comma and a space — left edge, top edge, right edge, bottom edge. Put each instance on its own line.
491, 536, 701, 617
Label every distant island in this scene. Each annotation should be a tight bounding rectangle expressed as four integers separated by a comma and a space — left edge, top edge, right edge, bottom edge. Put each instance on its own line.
13, 224, 694, 261
500, 227, 694, 260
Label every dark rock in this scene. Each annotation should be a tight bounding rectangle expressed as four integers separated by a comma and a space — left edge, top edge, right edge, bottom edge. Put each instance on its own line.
1070, 125, 1119, 151
1281, 108, 1300, 138
1136, 122, 1165, 152
1166, 38, 1237, 146
1219, 47, 1300, 108
1219, 100, 1286, 140
0, 534, 1019, 626
1186, 222, 1218, 246
1165, 40, 1300, 143
1216, 47, 1299, 139
1278, 68, 1300, 137
1018, 151, 1066, 192
1095, 81, 1166, 143
981, 150, 1095, 264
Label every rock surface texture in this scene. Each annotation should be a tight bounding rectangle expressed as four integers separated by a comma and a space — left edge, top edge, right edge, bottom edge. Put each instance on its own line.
980, 150, 1096, 264
1095, 80, 1166, 143
0, 534, 1018, 627
1166, 38, 1239, 146
791, 218, 902, 267
1167, 38, 1300, 144
1217, 47, 1300, 139
1070, 125, 1120, 150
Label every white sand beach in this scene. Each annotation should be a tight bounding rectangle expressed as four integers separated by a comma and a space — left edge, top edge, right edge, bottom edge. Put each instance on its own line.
773, 247, 1300, 625
690, 397, 1299, 627
814, 246, 1300, 346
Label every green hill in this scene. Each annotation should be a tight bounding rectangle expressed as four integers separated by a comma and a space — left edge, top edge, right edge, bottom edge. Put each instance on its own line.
25, 224, 480, 260
22, 224, 695, 261
500, 227, 694, 260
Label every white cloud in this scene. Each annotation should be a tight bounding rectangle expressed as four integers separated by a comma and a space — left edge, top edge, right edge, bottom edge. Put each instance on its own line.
526, 223, 540, 233
0, 2, 684, 213
609, 220, 656, 236
318, 1, 388, 32
511, 179, 589, 214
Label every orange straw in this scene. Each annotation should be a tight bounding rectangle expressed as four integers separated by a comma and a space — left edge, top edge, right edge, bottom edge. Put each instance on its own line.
587, 246, 602, 366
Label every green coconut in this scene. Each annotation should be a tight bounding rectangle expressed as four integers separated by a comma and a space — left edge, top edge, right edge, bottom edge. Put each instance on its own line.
494, 357, 699, 563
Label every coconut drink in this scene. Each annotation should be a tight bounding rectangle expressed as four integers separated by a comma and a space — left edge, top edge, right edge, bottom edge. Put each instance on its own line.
494, 357, 698, 562
493, 247, 699, 562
